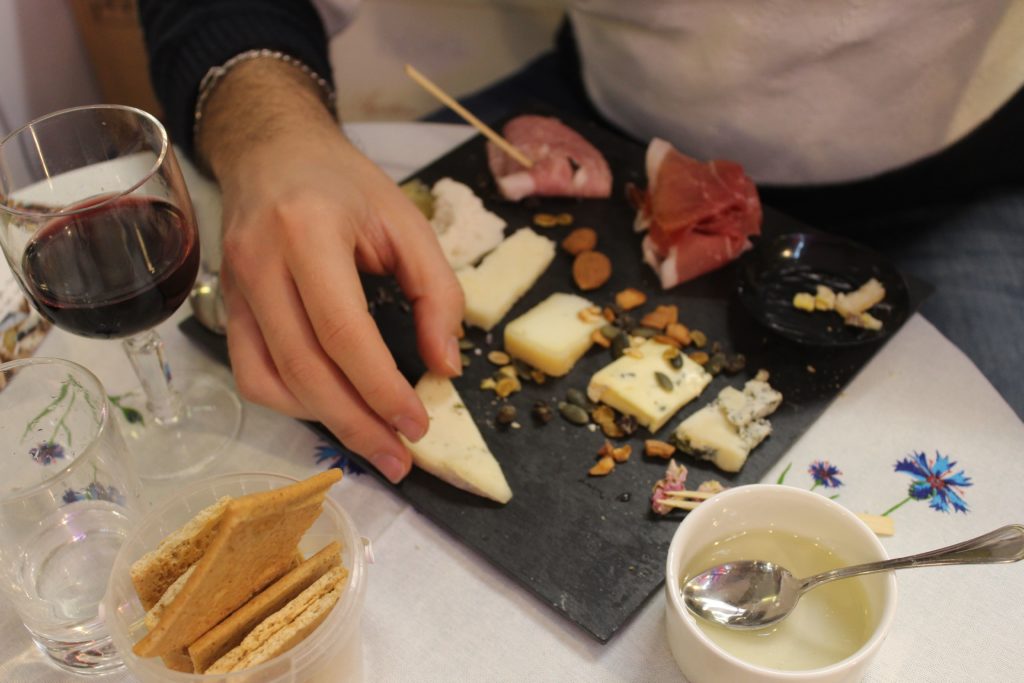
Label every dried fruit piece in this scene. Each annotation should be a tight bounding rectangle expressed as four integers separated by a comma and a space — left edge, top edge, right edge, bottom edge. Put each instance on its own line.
665, 323, 691, 346
592, 405, 624, 438
640, 305, 678, 331
572, 251, 612, 291
611, 444, 633, 463
602, 306, 617, 322
495, 375, 521, 398
653, 334, 681, 348
561, 227, 598, 255
688, 351, 709, 365
645, 439, 676, 459
480, 377, 497, 390
487, 350, 511, 365
690, 329, 707, 348
589, 455, 615, 476
615, 288, 647, 311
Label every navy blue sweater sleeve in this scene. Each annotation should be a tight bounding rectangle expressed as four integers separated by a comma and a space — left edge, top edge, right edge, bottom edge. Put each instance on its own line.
137, 0, 333, 158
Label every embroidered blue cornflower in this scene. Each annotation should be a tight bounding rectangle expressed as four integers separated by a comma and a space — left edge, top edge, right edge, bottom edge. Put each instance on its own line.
62, 481, 126, 506
808, 460, 843, 488
30, 442, 66, 465
315, 443, 365, 475
894, 451, 972, 513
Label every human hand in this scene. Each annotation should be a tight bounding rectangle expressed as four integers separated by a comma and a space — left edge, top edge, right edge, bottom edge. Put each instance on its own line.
198, 61, 464, 483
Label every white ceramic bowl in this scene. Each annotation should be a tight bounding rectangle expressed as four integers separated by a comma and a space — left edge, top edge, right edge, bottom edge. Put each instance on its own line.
102, 472, 368, 682
665, 484, 896, 683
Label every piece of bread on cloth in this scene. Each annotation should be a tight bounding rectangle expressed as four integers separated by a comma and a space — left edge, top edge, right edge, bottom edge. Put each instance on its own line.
132, 469, 342, 658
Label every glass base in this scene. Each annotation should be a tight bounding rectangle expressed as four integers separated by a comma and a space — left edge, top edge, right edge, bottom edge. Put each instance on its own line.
118, 372, 242, 480
28, 627, 124, 676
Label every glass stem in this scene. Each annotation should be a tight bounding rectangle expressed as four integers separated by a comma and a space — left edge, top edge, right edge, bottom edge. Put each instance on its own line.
123, 330, 184, 427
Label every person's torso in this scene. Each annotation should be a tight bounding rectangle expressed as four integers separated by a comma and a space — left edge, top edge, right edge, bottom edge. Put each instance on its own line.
569, 0, 1024, 184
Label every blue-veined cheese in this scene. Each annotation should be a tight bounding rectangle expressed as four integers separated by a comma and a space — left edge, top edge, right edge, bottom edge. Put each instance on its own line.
504, 293, 604, 377
400, 373, 512, 504
586, 339, 712, 432
456, 228, 556, 331
673, 373, 782, 472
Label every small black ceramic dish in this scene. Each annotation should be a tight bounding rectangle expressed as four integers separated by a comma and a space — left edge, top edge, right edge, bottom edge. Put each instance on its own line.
737, 232, 911, 347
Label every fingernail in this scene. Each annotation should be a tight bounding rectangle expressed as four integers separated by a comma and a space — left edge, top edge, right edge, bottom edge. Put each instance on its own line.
393, 414, 427, 442
445, 336, 463, 376
371, 451, 409, 483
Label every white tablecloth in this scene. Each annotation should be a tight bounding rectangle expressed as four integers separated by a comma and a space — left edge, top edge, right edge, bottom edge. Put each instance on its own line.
1, 123, 1022, 682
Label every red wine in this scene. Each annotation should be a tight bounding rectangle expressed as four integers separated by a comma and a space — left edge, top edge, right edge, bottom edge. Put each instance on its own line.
21, 196, 199, 339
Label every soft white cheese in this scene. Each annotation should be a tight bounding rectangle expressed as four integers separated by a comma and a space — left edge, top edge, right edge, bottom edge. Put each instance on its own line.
457, 228, 556, 331
400, 373, 512, 504
429, 178, 506, 270
504, 293, 603, 377
587, 339, 711, 433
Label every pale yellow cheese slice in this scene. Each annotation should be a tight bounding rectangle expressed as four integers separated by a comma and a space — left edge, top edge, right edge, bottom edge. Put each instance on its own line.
504, 293, 604, 377
587, 339, 711, 433
456, 227, 555, 331
400, 373, 512, 504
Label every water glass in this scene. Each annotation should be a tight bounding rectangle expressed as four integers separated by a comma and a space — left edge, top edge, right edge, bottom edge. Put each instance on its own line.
0, 357, 142, 675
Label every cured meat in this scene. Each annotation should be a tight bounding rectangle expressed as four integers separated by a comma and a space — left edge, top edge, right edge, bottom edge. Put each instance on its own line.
635, 139, 761, 288
487, 115, 612, 201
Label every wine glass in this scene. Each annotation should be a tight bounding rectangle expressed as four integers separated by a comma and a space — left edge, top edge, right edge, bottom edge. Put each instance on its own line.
0, 105, 241, 480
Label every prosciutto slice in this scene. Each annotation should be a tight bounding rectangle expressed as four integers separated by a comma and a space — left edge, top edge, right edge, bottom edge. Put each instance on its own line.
635, 139, 762, 288
487, 115, 612, 201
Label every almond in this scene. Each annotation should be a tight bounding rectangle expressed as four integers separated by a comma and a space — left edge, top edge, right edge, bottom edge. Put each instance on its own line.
572, 250, 612, 291
561, 227, 598, 255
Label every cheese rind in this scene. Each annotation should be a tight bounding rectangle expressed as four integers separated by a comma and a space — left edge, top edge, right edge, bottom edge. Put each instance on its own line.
587, 339, 712, 433
504, 293, 603, 377
400, 373, 512, 504
673, 376, 782, 472
457, 228, 556, 331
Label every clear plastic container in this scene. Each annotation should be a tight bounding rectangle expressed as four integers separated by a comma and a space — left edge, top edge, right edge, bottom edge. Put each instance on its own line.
102, 472, 368, 682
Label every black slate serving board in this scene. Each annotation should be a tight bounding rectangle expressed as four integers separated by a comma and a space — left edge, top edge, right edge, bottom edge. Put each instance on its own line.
180, 118, 929, 642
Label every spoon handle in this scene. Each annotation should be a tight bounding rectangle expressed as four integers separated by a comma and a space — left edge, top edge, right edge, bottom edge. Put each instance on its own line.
799, 524, 1024, 593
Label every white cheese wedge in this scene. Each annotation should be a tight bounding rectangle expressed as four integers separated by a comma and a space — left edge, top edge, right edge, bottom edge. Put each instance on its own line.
504, 293, 604, 377
429, 178, 507, 270
400, 373, 512, 504
457, 228, 556, 331
587, 339, 712, 433
673, 375, 782, 472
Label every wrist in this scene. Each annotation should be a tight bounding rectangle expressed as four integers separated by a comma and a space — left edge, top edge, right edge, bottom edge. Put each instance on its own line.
196, 57, 340, 181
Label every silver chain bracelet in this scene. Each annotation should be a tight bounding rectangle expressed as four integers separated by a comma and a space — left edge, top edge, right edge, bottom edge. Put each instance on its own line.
193, 48, 337, 142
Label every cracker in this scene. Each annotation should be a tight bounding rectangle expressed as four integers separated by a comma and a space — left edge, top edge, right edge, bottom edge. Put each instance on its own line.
189, 542, 341, 673
205, 565, 348, 674
130, 496, 231, 610
133, 470, 342, 657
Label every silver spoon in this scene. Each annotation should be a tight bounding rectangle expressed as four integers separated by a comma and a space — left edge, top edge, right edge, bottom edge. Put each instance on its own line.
683, 523, 1024, 630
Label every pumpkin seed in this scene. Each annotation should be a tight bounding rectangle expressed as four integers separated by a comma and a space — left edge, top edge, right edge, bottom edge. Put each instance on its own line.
631, 326, 659, 339
558, 401, 590, 425
655, 371, 674, 392
611, 331, 631, 359
600, 324, 621, 340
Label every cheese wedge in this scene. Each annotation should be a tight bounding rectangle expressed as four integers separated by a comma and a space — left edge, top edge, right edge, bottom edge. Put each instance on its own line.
587, 339, 711, 433
504, 293, 604, 377
673, 374, 782, 472
456, 227, 555, 331
401, 373, 512, 504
